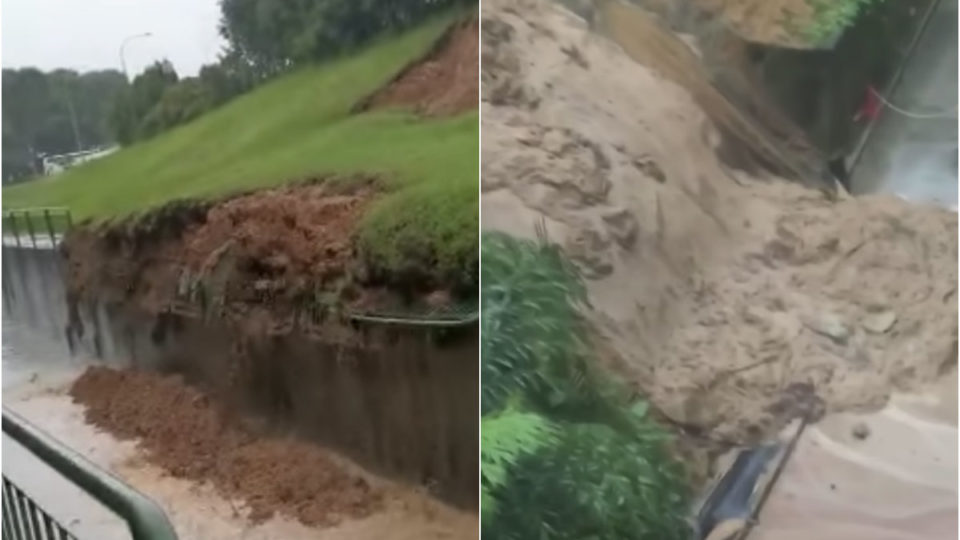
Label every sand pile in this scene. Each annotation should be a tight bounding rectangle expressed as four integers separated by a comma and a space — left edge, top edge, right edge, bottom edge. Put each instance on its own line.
70, 366, 384, 527
359, 18, 479, 116
481, 0, 957, 443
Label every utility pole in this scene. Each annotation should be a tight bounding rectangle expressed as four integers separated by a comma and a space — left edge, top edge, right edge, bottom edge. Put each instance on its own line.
62, 85, 83, 152
120, 32, 153, 81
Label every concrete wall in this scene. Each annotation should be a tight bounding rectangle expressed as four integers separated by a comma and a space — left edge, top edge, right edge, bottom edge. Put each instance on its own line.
2, 244, 70, 343
3, 246, 479, 508
850, 0, 958, 208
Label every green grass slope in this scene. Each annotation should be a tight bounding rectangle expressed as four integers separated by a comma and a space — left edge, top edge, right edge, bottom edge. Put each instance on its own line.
4, 15, 477, 281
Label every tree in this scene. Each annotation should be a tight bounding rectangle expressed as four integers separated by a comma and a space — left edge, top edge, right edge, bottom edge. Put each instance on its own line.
2, 67, 126, 182
109, 60, 179, 144
217, 0, 477, 75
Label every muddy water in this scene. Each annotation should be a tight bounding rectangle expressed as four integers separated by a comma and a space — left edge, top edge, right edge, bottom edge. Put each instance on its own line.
750, 372, 958, 539
2, 369, 477, 539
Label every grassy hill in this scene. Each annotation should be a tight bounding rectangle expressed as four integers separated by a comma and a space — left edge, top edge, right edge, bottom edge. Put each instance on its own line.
4, 14, 477, 280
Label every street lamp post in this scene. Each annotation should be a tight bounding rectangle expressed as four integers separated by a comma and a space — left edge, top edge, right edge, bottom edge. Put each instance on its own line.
120, 32, 153, 81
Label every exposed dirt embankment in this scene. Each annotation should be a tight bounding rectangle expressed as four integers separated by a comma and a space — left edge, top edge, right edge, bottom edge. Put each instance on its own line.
63, 177, 456, 331
357, 17, 479, 116
60, 177, 479, 510
70, 366, 382, 527
482, 0, 958, 446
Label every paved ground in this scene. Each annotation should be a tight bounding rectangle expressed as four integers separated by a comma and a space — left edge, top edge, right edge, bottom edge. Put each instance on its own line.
850, 0, 958, 209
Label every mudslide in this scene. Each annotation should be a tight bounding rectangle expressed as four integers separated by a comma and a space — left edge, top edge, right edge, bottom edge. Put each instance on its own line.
482, 0, 957, 537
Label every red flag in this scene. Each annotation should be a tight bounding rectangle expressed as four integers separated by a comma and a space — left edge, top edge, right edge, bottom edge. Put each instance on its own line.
854, 85, 882, 122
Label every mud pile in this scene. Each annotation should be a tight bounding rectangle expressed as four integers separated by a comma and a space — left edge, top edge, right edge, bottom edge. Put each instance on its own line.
358, 18, 479, 116
481, 0, 958, 444
70, 366, 384, 526
64, 178, 389, 324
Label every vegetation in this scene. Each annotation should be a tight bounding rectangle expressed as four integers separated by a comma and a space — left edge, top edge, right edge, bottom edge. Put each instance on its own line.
109, 0, 477, 145
803, 0, 887, 44
219, 0, 476, 76
4, 16, 477, 282
2, 68, 126, 182
480, 230, 691, 540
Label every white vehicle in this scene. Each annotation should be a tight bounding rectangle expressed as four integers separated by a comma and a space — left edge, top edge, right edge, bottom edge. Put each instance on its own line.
41, 146, 118, 176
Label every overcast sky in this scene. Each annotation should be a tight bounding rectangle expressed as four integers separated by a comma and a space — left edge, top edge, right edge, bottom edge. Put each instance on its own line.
2, 0, 225, 78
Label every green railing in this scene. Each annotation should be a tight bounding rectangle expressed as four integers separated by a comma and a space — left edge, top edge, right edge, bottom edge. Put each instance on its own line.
1, 408, 178, 540
1, 208, 73, 249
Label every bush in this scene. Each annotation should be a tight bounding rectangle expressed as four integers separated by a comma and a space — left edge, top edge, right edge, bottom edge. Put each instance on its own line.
803, 0, 887, 44
480, 230, 691, 540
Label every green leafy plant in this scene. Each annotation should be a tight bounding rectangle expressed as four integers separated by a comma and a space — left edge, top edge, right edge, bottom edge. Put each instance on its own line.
481, 228, 594, 414
480, 409, 558, 519
480, 230, 691, 539
487, 423, 691, 540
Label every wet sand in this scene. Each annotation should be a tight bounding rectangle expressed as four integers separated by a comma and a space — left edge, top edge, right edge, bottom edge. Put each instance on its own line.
751, 371, 958, 540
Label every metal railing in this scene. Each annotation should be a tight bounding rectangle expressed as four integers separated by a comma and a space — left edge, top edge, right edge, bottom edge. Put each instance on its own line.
3, 478, 76, 540
1, 408, 178, 540
347, 301, 478, 326
2, 208, 73, 249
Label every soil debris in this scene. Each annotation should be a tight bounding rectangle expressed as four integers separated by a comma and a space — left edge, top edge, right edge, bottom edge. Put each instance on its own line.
357, 17, 479, 116
63, 178, 381, 322
850, 422, 871, 440
70, 366, 385, 527
481, 0, 957, 445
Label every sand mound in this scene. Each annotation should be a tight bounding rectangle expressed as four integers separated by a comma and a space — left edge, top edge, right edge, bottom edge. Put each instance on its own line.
70, 366, 384, 527
358, 18, 478, 116
481, 0, 958, 444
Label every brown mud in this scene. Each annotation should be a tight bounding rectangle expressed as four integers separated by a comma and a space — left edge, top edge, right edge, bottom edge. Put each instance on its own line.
356, 17, 479, 116
70, 366, 384, 527
64, 178, 378, 320
60, 176, 479, 508
481, 0, 957, 456
62, 176, 461, 327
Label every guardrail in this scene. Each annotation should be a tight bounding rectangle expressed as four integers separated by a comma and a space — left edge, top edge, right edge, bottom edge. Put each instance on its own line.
2, 208, 73, 249
2, 408, 178, 540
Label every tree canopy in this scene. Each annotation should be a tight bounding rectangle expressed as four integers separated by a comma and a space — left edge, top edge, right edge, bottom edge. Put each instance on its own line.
3, 0, 477, 181
2, 68, 126, 182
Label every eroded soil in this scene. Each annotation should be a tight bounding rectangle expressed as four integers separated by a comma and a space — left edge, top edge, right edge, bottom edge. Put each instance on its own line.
61, 175, 466, 336
358, 17, 479, 116
70, 366, 383, 527
64, 178, 377, 317
481, 0, 957, 451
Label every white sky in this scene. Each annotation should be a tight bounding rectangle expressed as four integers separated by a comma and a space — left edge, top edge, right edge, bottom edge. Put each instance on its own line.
2, 0, 225, 78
